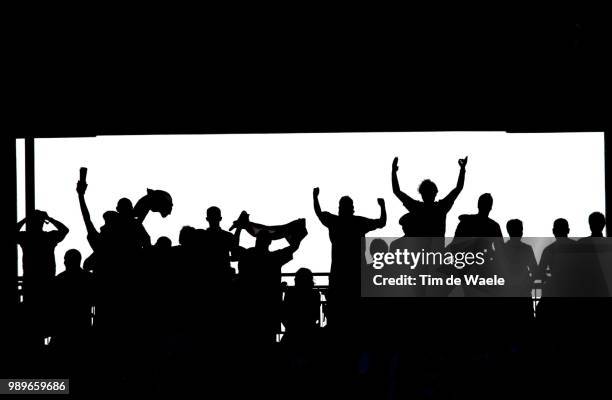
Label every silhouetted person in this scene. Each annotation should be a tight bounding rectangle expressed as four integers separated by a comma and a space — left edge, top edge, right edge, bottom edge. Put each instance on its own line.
451, 193, 503, 296
446, 192, 506, 370
367, 239, 389, 270
281, 268, 321, 346
77, 175, 145, 387
233, 213, 303, 345
496, 219, 537, 348
17, 210, 69, 304
579, 212, 611, 288
155, 236, 172, 248
391, 156, 467, 249
499, 219, 537, 297
575, 212, 609, 297
146, 236, 173, 327
537, 218, 576, 289
116, 197, 151, 249
17, 209, 69, 344
52, 249, 92, 351
116, 197, 133, 215
174, 226, 201, 329
584, 211, 606, 238
454, 193, 502, 239
202, 206, 237, 283
313, 187, 386, 333
536, 217, 607, 392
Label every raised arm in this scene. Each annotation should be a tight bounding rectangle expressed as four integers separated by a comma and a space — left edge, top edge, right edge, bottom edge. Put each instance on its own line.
441, 157, 468, 206
44, 213, 70, 241
377, 198, 387, 228
392, 157, 418, 209
77, 180, 97, 236
313, 187, 329, 226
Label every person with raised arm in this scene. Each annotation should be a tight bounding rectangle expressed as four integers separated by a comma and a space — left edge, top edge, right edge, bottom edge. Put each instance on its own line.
391, 156, 467, 245
17, 210, 69, 309
17, 210, 69, 288
313, 187, 386, 331
232, 211, 306, 345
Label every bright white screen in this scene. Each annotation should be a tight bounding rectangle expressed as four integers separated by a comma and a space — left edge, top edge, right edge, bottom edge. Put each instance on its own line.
26, 131, 605, 275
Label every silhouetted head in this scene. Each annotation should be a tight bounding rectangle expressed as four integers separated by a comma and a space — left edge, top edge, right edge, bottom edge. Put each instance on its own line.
588, 211, 606, 236
369, 238, 388, 258
506, 219, 523, 238
552, 218, 570, 238
206, 206, 222, 228
477, 193, 493, 216
418, 180, 438, 204
64, 249, 82, 272
29, 210, 46, 231
399, 213, 415, 236
295, 267, 314, 289
255, 230, 272, 250
338, 196, 354, 216
179, 226, 197, 246
155, 236, 172, 249
101, 211, 119, 234
116, 198, 133, 216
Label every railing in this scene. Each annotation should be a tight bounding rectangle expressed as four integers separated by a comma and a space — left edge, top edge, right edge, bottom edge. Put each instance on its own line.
16, 273, 544, 343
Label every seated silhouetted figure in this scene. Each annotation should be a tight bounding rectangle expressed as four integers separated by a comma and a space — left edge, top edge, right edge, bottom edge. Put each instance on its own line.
499, 219, 537, 297
281, 268, 321, 347
313, 187, 386, 332
52, 249, 92, 351
233, 215, 303, 345
391, 156, 467, 249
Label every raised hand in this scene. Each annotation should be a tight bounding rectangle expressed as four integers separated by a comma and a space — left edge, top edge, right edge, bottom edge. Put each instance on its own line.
76, 180, 88, 195
392, 157, 399, 172
313, 187, 320, 197
458, 156, 468, 168
377, 198, 385, 206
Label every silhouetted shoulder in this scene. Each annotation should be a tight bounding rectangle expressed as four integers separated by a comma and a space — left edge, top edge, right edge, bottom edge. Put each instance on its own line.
490, 219, 503, 237
319, 211, 336, 227
269, 247, 294, 266
353, 215, 384, 233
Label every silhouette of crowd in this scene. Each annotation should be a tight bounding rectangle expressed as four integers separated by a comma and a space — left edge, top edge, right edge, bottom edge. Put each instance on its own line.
10, 156, 611, 398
